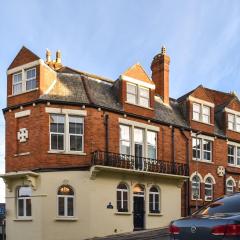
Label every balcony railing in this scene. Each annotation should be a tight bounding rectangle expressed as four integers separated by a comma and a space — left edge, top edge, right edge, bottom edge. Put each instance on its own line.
91, 151, 189, 176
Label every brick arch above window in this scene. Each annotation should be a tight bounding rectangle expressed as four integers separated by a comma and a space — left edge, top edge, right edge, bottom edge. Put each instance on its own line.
203, 173, 216, 184
190, 171, 204, 183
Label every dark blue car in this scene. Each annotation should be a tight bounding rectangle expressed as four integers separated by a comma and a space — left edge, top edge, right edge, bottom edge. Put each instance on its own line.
169, 193, 240, 240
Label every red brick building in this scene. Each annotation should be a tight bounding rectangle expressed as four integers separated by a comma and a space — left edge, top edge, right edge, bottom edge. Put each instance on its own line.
1, 46, 240, 240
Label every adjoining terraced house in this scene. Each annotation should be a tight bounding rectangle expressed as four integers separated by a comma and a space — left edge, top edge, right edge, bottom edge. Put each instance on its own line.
1, 46, 240, 240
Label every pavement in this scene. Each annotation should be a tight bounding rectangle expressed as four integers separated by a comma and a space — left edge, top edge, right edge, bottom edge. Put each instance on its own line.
88, 228, 170, 240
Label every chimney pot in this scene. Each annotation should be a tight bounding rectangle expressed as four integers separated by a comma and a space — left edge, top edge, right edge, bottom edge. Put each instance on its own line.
56, 50, 61, 64
161, 46, 166, 55
46, 49, 51, 62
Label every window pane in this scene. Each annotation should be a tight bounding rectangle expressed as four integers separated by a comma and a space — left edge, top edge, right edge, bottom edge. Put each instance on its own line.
228, 145, 235, 165
203, 106, 210, 115
139, 87, 149, 98
26, 68, 36, 79
67, 197, 74, 216
127, 83, 137, 104
139, 97, 149, 107
13, 73, 22, 83
26, 79, 36, 90
127, 83, 137, 94
228, 114, 234, 130
69, 116, 83, 134
147, 131, 156, 145
120, 141, 130, 155
127, 93, 137, 104
70, 135, 82, 151
19, 187, 32, 197
134, 128, 143, 143
13, 83, 22, 94
18, 199, 24, 216
58, 197, 65, 216
193, 103, 200, 121
148, 145, 156, 159
192, 138, 201, 159
26, 198, 32, 216
120, 125, 130, 141
237, 147, 240, 166
50, 115, 65, 133
51, 134, 64, 150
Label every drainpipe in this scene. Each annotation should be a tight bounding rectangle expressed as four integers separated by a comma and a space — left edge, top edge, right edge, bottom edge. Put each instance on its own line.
180, 129, 190, 216
104, 114, 109, 165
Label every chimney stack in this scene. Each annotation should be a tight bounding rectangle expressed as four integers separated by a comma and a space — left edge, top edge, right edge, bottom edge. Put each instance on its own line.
151, 46, 170, 105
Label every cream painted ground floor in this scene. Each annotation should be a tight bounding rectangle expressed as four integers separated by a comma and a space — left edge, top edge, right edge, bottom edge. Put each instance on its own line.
2, 167, 186, 240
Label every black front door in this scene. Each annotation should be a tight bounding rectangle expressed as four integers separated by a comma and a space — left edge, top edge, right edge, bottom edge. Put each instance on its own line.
133, 196, 144, 230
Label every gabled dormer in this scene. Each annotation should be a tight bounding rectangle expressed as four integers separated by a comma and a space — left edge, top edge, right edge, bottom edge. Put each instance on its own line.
118, 63, 155, 118
7, 46, 58, 107
178, 85, 215, 133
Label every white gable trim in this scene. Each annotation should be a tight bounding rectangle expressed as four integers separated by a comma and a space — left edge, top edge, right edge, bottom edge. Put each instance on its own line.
225, 107, 240, 116
188, 96, 215, 107
119, 118, 159, 132
120, 75, 155, 89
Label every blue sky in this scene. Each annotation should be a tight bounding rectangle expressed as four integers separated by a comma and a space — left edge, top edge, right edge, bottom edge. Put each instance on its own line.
1, 0, 240, 202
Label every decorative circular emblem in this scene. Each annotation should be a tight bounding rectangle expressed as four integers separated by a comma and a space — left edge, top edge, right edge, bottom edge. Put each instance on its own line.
217, 166, 225, 177
191, 226, 197, 234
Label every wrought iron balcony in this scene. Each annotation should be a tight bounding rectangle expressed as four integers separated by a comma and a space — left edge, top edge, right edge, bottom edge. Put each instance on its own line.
91, 151, 189, 176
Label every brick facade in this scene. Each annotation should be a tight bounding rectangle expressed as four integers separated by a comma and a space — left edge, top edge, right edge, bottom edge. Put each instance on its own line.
3, 46, 240, 218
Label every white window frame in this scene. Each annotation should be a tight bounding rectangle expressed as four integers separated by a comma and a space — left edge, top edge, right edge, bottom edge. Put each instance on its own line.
17, 186, 32, 218
13, 72, 23, 95
226, 180, 234, 195
116, 183, 129, 212
49, 113, 85, 154
227, 113, 240, 132
119, 125, 131, 155
26, 68, 37, 91
192, 175, 201, 200
57, 186, 74, 217
192, 102, 211, 124
126, 82, 150, 108
227, 143, 240, 167
149, 186, 160, 213
204, 177, 213, 201
192, 137, 212, 162
12, 67, 37, 95
126, 83, 137, 105
147, 130, 157, 159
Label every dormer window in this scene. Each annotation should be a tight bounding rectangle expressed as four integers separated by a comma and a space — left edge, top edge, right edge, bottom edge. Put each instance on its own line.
228, 113, 240, 132
193, 102, 210, 124
126, 82, 150, 108
12, 67, 37, 95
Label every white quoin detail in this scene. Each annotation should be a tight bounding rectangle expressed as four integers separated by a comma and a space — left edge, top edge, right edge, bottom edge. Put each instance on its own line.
17, 128, 29, 143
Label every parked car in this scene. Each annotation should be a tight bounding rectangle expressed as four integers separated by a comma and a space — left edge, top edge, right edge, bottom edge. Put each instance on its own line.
169, 193, 240, 240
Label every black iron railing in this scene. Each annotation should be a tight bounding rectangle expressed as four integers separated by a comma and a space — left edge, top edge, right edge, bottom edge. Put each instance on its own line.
91, 151, 189, 176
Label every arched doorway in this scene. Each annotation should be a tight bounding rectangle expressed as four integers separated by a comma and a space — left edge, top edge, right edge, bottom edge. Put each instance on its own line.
133, 184, 145, 230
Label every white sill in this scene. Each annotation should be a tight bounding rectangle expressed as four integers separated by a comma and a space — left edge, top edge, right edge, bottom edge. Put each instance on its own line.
8, 88, 39, 97
115, 212, 132, 215
192, 159, 213, 164
205, 199, 213, 202
227, 164, 240, 168
192, 119, 213, 126
148, 213, 163, 216
48, 151, 86, 156
227, 129, 240, 134
14, 152, 30, 157
14, 218, 33, 221
125, 101, 153, 110
55, 217, 78, 221
191, 198, 203, 201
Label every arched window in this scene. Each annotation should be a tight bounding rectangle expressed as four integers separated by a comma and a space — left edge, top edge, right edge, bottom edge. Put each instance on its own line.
192, 175, 201, 199
226, 180, 234, 195
205, 177, 213, 201
57, 185, 74, 217
117, 183, 128, 212
17, 186, 32, 217
149, 186, 160, 213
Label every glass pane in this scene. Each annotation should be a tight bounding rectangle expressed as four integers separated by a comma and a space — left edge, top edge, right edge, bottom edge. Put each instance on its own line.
203, 140, 211, 151
120, 125, 130, 141
26, 79, 36, 90
69, 116, 83, 134
120, 141, 130, 155
193, 103, 200, 112
127, 93, 137, 104
127, 83, 137, 94
123, 191, 128, 201
139, 87, 149, 98
135, 144, 143, 157
147, 131, 156, 145
51, 134, 64, 150
193, 112, 200, 121
123, 200, 128, 211
18, 199, 24, 216
70, 135, 82, 151
202, 115, 210, 123
13, 73, 22, 83
67, 197, 74, 216
58, 197, 65, 216
134, 128, 143, 143
148, 145, 156, 159
13, 83, 22, 94
19, 187, 32, 197
150, 187, 158, 193
50, 115, 65, 133
26, 68, 36, 79
139, 97, 149, 107
117, 184, 128, 190
203, 106, 210, 115
26, 198, 32, 216
228, 114, 234, 122
117, 200, 121, 211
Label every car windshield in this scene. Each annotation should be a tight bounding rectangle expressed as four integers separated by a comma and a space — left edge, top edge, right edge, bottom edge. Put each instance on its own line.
196, 194, 240, 215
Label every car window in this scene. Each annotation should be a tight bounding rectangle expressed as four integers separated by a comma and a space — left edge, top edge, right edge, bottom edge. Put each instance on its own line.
196, 194, 240, 215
